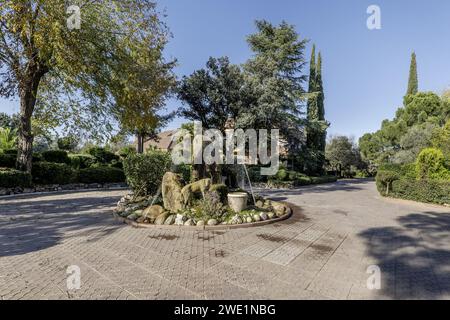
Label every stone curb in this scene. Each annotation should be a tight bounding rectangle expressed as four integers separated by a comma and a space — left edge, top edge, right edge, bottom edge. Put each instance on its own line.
113, 203, 294, 230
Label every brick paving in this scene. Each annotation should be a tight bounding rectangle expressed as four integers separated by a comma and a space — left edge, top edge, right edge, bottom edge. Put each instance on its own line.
1, 180, 450, 300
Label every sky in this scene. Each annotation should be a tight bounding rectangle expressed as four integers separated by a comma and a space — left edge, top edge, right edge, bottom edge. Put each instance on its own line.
1, 0, 450, 140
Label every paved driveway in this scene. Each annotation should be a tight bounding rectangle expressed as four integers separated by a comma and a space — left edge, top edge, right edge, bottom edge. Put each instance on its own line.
1, 180, 450, 300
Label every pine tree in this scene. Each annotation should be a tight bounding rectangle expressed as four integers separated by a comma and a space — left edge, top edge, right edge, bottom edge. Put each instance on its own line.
406, 52, 418, 95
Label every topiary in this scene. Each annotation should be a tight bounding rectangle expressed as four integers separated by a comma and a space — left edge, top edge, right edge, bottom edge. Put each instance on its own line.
41, 150, 70, 164
87, 147, 119, 164
69, 154, 96, 169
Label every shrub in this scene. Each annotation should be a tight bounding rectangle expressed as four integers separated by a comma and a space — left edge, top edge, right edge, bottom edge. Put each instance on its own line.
0, 168, 31, 188
376, 170, 400, 195
173, 163, 192, 183
41, 150, 70, 164
87, 147, 119, 163
123, 150, 172, 197
69, 154, 96, 169
32, 162, 75, 185
416, 148, 450, 180
195, 191, 226, 220
77, 167, 125, 184
247, 166, 267, 183
275, 168, 288, 181
109, 159, 123, 169
210, 183, 229, 203
0, 153, 16, 168
2, 148, 17, 155
390, 179, 450, 205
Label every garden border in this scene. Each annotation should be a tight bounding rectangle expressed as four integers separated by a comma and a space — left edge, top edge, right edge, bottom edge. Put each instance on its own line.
112, 201, 295, 230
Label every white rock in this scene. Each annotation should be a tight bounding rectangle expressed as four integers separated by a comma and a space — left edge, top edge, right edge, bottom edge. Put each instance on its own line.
259, 212, 268, 221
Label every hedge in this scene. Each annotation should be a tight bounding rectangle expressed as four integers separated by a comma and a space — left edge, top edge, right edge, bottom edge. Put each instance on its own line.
87, 147, 119, 163
386, 179, 449, 205
0, 153, 16, 168
77, 167, 125, 184
41, 150, 70, 164
69, 154, 96, 169
31, 162, 75, 185
0, 169, 32, 188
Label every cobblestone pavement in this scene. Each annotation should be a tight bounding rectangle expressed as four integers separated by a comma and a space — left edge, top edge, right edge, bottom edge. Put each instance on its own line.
1, 180, 450, 300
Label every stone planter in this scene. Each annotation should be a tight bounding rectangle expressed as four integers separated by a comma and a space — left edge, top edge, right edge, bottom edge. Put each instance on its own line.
227, 192, 248, 213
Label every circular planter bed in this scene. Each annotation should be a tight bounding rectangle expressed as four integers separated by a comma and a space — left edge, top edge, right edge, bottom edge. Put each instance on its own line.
113, 194, 293, 230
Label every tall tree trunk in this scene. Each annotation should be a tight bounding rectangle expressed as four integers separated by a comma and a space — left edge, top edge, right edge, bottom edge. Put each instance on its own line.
136, 133, 145, 153
16, 73, 43, 172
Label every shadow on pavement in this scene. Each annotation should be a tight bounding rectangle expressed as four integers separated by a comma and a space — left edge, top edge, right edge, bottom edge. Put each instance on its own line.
0, 195, 123, 257
358, 211, 450, 299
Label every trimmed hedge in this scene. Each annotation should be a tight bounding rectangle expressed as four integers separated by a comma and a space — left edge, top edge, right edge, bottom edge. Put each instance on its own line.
77, 167, 125, 184
41, 150, 70, 164
387, 179, 449, 205
31, 162, 75, 185
87, 147, 119, 163
69, 154, 96, 169
0, 153, 16, 168
0, 169, 32, 188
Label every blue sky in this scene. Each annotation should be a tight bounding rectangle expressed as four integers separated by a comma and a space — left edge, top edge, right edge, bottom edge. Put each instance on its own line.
1, 0, 449, 140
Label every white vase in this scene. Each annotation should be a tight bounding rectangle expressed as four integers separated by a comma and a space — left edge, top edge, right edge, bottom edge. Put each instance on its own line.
227, 192, 248, 213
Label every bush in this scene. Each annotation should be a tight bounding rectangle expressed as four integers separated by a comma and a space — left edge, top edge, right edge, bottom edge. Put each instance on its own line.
32, 162, 75, 185
275, 168, 288, 181
0, 153, 16, 168
109, 159, 123, 169
247, 166, 267, 183
69, 154, 96, 169
416, 148, 450, 180
0, 168, 31, 188
390, 179, 450, 205
77, 167, 125, 184
376, 170, 400, 195
195, 191, 226, 220
210, 183, 229, 203
123, 150, 172, 197
87, 147, 119, 164
2, 148, 17, 155
41, 150, 70, 164
173, 163, 192, 183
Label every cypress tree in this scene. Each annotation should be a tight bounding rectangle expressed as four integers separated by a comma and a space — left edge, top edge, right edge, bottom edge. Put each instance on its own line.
406, 52, 418, 95
306, 45, 317, 149
316, 52, 326, 152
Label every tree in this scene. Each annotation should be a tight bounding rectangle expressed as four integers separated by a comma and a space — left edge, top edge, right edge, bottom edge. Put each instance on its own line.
57, 135, 78, 152
305, 46, 328, 173
0, 1, 166, 171
242, 20, 307, 149
177, 57, 254, 181
178, 57, 252, 132
0, 112, 19, 130
325, 135, 361, 176
406, 52, 418, 95
110, 25, 176, 153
